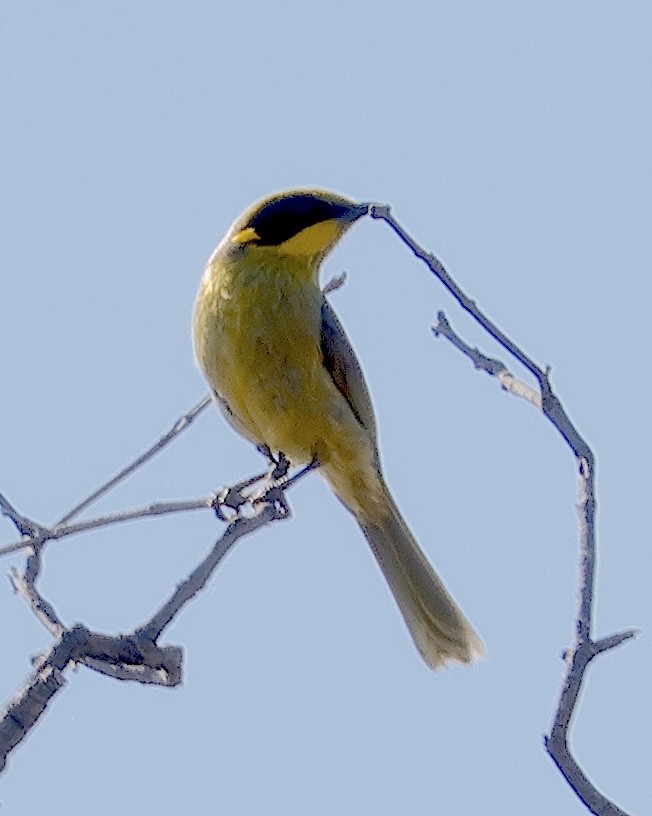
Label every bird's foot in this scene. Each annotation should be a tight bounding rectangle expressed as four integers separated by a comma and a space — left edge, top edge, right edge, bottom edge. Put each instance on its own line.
214, 454, 319, 521
253, 455, 320, 506
212, 470, 269, 520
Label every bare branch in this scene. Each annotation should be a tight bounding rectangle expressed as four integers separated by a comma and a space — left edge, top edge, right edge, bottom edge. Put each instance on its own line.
0, 496, 213, 559
0, 662, 66, 774
11, 569, 65, 637
374, 205, 639, 816
432, 311, 541, 409
0, 453, 312, 774
544, 634, 633, 816
0, 395, 215, 560
0, 625, 183, 772
369, 205, 544, 380
140, 501, 286, 642
0, 491, 46, 541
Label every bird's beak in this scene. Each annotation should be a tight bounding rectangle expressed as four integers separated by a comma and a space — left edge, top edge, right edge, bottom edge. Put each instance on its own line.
342, 202, 370, 224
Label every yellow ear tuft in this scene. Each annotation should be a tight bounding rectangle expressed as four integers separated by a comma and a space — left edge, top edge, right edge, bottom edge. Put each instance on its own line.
231, 227, 260, 246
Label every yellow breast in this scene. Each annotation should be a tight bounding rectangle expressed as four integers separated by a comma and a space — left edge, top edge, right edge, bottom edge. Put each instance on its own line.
193, 252, 341, 464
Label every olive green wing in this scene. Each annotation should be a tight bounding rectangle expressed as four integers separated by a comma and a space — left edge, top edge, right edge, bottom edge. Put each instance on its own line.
320, 296, 378, 451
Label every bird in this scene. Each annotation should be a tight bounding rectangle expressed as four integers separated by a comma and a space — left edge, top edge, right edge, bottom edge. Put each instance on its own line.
192, 188, 484, 670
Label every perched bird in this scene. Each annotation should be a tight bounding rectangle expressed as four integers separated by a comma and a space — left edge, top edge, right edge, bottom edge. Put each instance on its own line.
193, 188, 483, 669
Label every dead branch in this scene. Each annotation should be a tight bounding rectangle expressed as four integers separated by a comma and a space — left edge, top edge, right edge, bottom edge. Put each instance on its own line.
370, 204, 639, 816
0, 397, 299, 774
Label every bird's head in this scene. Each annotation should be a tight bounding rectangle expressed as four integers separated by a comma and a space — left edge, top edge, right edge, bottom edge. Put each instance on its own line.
219, 189, 369, 268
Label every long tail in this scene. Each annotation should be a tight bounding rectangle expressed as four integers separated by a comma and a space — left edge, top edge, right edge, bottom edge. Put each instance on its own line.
333, 470, 484, 670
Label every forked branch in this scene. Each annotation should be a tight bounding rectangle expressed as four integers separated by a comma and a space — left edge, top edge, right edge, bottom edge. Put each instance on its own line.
0, 399, 297, 774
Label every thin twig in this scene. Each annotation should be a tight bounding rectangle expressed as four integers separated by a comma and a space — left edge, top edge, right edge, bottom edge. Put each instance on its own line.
0, 396, 214, 559
0, 497, 213, 559
370, 205, 543, 380
432, 312, 541, 409
56, 394, 212, 527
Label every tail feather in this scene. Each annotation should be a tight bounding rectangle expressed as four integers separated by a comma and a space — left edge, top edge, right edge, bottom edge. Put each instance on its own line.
355, 480, 484, 669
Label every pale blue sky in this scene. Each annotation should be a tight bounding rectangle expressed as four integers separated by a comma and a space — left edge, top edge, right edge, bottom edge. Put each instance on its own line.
1, 3, 650, 814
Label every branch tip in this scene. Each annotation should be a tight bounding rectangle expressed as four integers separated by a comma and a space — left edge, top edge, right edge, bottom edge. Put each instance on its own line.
368, 203, 391, 220
592, 629, 639, 655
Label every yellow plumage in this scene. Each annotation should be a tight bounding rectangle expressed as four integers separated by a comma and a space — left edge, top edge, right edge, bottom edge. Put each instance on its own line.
193, 188, 483, 669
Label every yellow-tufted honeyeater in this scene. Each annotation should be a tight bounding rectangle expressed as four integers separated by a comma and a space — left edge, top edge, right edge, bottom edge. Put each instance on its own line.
193, 189, 483, 669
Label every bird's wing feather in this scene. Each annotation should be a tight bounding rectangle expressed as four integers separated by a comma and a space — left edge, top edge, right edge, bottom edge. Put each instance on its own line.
320, 297, 378, 448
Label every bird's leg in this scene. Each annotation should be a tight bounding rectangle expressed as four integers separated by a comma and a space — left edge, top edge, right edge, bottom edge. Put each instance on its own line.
270, 452, 290, 480
257, 444, 290, 480
277, 455, 320, 489
256, 443, 275, 463
253, 456, 321, 517
214, 450, 316, 521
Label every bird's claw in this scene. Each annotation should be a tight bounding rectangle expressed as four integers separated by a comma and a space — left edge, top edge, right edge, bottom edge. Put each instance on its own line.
253, 484, 291, 519
212, 485, 249, 521
213, 452, 316, 522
